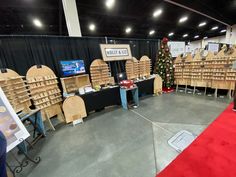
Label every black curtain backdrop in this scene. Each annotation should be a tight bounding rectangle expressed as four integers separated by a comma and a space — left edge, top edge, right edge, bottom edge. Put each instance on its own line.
0, 36, 160, 78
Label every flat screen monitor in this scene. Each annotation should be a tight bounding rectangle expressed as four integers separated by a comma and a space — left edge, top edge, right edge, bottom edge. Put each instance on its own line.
60, 60, 85, 77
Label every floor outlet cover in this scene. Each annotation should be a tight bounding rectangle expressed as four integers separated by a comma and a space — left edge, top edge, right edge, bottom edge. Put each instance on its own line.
168, 130, 196, 152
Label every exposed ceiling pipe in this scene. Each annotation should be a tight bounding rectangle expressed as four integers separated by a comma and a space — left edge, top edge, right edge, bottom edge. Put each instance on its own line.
164, 0, 230, 26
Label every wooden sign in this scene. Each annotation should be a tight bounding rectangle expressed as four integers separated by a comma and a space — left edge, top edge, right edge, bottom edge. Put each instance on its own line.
100, 44, 132, 61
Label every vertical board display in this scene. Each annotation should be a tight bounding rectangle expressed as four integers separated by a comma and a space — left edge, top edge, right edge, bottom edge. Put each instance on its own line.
90, 59, 110, 86
125, 57, 139, 80
26, 65, 64, 130
0, 69, 31, 113
139, 56, 151, 77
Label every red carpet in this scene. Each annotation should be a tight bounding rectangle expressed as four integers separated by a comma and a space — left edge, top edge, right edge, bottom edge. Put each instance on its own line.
156, 103, 236, 177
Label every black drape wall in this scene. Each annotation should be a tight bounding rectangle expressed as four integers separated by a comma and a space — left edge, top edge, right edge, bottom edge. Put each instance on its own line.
0, 36, 160, 77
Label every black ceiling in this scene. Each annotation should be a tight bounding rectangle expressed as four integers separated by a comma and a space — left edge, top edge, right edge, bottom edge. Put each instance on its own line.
0, 0, 235, 41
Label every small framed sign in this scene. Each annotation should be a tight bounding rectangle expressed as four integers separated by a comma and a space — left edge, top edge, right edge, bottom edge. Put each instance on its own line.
100, 44, 132, 61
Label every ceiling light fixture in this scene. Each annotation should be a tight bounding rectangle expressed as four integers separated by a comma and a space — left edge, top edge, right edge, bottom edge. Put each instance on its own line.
198, 22, 206, 27
179, 16, 188, 23
153, 9, 162, 17
149, 30, 155, 35
33, 18, 43, 28
168, 32, 174, 37
194, 35, 199, 39
203, 36, 208, 39
211, 26, 218, 30
89, 23, 96, 31
105, 0, 115, 9
125, 27, 132, 34
220, 29, 227, 33
183, 34, 188, 38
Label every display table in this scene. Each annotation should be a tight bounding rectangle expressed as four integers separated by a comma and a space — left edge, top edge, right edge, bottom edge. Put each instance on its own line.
76, 77, 155, 113
77, 86, 121, 113
120, 87, 139, 109
135, 77, 154, 96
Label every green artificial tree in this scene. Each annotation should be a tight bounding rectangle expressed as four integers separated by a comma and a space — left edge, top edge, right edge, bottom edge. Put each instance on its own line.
155, 37, 174, 89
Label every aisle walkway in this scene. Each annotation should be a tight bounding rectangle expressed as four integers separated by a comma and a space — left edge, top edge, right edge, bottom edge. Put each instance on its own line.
17, 93, 229, 177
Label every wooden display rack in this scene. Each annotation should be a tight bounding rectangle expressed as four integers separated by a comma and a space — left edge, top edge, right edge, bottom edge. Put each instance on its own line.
60, 74, 91, 94
62, 95, 87, 124
154, 75, 162, 95
174, 47, 236, 98
125, 57, 139, 80
211, 47, 236, 98
191, 50, 214, 94
26, 65, 64, 130
175, 53, 192, 93
0, 69, 31, 113
90, 59, 111, 87
139, 56, 151, 77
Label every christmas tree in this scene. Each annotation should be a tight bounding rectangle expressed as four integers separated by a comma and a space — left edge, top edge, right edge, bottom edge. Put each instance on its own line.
155, 37, 174, 89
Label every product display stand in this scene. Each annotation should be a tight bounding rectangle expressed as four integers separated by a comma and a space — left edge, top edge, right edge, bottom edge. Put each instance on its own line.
62, 95, 87, 123
174, 55, 184, 92
90, 59, 111, 87
139, 56, 151, 78
154, 75, 162, 95
120, 86, 139, 110
0, 69, 31, 113
182, 53, 193, 93
26, 65, 64, 130
60, 74, 91, 94
191, 50, 214, 95
125, 57, 139, 80
174, 47, 236, 98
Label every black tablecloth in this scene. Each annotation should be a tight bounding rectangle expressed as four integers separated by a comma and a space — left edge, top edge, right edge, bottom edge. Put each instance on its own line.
78, 86, 121, 113
77, 77, 155, 113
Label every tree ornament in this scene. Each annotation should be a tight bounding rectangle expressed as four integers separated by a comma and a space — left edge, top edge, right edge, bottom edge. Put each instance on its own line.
162, 37, 169, 44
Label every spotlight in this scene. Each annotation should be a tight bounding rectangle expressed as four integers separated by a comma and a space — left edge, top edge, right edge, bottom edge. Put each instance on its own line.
198, 22, 206, 27
153, 9, 162, 17
194, 35, 199, 39
149, 30, 155, 35
33, 18, 43, 28
168, 32, 174, 37
125, 27, 132, 34
179, 16, 188, 23
105, 0, 115, 9
220, 29, 227, 33
89, 23, 96, 31
183, 34, 188, 38
211, 26, 218, 30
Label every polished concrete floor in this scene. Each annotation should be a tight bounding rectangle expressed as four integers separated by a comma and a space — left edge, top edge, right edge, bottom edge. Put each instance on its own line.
16, 93, 230, 177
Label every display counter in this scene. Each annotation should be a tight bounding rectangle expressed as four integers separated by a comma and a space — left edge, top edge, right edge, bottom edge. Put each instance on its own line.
76, 77, 155, 114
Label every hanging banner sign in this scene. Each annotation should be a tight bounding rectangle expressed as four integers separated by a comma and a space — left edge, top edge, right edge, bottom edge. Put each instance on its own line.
168, 41, 186, 57
100, 44, 132, 61
0, 88, 29, 152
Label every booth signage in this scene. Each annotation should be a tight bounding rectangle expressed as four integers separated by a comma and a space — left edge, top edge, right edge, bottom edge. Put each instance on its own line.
105, 48, 129, 57
100, 44, 132, 61
168, 41, 186, 57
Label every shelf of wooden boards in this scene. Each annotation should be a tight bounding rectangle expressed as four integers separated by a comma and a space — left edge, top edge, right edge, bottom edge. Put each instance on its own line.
26, 67, 62, 110
90, 59, 113, 87
125, 57, 139, 80
174, 47, 236, 92
26, 65, 64, 130
139, 55, 151, 77
0, 69, 32, 113
60, 74, 91, 94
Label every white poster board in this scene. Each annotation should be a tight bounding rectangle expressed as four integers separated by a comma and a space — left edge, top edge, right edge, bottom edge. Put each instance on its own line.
0, 88, 29, 152
100, 44, 132, 61
208, 43, 220, 53
168, 41, 185, 57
